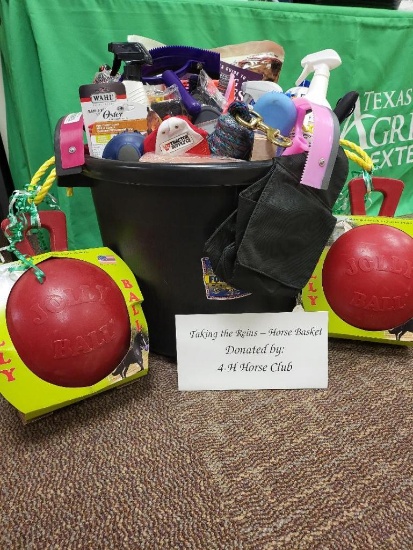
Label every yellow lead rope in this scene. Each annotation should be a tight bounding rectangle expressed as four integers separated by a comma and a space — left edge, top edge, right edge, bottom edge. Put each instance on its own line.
26, 156, 56, 205
339, 139, 374, 173
27, 156, 73, 205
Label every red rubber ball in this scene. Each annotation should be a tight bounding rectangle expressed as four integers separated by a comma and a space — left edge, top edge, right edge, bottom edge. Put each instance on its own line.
6, 258, 131, 387
322, 224, 413, 331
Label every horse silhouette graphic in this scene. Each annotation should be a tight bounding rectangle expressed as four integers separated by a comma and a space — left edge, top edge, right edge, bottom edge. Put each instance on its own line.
387, 318, 413, 340
111, 330, 149, 379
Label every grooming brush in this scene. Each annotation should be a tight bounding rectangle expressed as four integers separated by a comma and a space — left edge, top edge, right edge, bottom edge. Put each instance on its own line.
141, 45, 220, 85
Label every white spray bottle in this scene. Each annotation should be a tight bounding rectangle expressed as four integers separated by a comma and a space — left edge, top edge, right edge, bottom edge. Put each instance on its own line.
295, 49, 342, 108
292, 49, 341, 147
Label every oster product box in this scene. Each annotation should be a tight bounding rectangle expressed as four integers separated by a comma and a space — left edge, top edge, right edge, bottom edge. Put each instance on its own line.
302, 216, 413, 347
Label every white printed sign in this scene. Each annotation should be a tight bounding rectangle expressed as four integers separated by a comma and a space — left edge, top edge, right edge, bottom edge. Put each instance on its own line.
176, 312, 328, 391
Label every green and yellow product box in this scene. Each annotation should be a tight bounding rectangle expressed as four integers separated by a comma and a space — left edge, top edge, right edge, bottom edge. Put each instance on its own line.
302, 216, 413, 347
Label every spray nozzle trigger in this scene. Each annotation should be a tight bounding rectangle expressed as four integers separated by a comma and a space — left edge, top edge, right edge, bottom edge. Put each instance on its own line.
295, 49, 342, 86
108, 42, 153, 81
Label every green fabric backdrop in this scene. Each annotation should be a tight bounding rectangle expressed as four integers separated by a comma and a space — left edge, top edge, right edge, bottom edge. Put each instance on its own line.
1, 0, 413, 249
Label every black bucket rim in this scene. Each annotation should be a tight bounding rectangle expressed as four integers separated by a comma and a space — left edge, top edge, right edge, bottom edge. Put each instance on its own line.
79, 154, 275, 187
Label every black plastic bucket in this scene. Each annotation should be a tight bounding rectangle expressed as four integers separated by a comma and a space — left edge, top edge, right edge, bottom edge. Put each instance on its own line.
58, 156, 296, 357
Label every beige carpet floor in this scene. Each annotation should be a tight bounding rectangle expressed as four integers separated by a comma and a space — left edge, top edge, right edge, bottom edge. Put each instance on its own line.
1, 339, 412, 549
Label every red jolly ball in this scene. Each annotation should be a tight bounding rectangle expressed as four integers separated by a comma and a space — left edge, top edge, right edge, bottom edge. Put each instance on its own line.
6, 258, 131, 387
322, 224, 413, 331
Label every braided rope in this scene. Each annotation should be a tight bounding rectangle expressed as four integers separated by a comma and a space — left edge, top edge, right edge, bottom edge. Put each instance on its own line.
26, 156, 56, 205
339, 139, 374, 173
208, 101, 254, 160
25, 155, 73, 201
